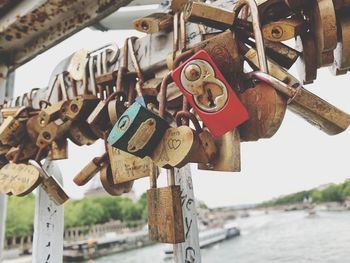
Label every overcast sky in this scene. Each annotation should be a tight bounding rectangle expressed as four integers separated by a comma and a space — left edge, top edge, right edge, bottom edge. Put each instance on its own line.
13, 28, 350, 208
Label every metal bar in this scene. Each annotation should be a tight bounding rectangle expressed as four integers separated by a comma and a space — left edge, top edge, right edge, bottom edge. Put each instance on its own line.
32, 161, 64, 263
173, 165, 201, 263
0, 0, 133, 72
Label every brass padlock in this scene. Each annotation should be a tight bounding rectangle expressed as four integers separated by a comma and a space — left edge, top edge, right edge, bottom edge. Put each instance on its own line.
0, 107, 31, 146
68, 121, 98, 146
37, 100, 67, 127
183, 1, 235, 30
47, 139, 68, 160
63, 95, 99, 121
74, 153, 108, 186
198, 129, 241, 172
175, 111, 217, 164
0, 162, 42, 196
100, 164, 134, 196
262, 18, 304, 42
147, 169, 184, 244
36, 119, 72, 148
107, 144, 159, 184
30, 160, 69, 205
6, 143, 38, 163
134, 13, 173, 34
87, 92, 127, 137
248, 71, 350, 135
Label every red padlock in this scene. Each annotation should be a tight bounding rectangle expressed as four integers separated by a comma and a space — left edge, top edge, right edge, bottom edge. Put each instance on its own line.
172, 50, 249, 137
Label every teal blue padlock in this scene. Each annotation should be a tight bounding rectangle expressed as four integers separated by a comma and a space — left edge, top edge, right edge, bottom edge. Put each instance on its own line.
107, 102, 169, 158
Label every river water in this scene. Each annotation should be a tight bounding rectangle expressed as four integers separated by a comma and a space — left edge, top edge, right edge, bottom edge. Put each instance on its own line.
91, 211, 350, 263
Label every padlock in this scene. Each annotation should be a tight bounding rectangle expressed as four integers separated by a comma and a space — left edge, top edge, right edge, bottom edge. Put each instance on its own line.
68, 121, 98, 146
74, 153, 108, 186
198, 129, 241, 172
63, 95, 99, 121
107, 102, 169, 158
262, 18, 304, 42
47, 139, 68, 160
191, 30, 244, 84
0, 163, 42, 196
295, 32, 318, 84
100, 164, 134, 196
37, 100, 67, 127
1, 107, 22, 119
239, 81, 287, 141
5, 143, 38, 163
236, 21, 300, 69
241, 42, 288, 141
147, 169, 184, 244
0, 107, 32, 147
175, 111, 217, 163
172, 49, 249, 137
134, 13, 173, 34
170, 0, 189, 12
68, 49, 89, 81
310, 0, 337, 55
106, 144, 159, 184
331, 15, 350, 75
36, 119, 72, 149
248, 71, 350, 135
30, 160, 69, 205
183, 1, 235, 30
87, 92, 127, 137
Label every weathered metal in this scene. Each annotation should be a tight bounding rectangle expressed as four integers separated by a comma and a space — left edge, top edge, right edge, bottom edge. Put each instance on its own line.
0, 0, 133, 71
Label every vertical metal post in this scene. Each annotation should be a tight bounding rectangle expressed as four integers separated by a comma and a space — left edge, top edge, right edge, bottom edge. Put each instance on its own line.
173, 165, 201, 263
0, 195, 8, 261
32, 161, 64, 263
0, 64, 12, 261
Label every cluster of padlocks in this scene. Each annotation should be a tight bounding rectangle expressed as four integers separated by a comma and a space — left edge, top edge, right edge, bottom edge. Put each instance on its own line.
0, 0, 350, 244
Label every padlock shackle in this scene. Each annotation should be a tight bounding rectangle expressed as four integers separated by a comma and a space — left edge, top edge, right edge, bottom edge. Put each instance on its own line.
246, 71, 296, 98
175, 110, 202, 132
173, 49, 195, 70
159, 72, 173, 119
233, 0, 268, 73
116, 38, 130, 93
167, 168, 176, 186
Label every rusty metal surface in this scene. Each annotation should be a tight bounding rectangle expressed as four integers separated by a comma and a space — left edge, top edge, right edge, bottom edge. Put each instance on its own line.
0, 0, 133, 72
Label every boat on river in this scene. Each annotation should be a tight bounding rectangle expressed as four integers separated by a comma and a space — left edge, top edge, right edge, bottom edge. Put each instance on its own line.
164, 223, 240, 257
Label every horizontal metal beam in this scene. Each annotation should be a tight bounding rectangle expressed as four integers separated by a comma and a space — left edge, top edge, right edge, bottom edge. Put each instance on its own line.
0, 0, 133, 72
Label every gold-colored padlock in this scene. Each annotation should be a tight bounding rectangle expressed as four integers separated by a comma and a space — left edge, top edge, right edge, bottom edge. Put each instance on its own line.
47, 139, 68, 160
147, 168, 184, 244
198, 129, 241, 172
74, 153, 108, 186
134, 13, 173, 34
0, 107, 32, 147
100, 164, 134, 196
107, 144, 159, 184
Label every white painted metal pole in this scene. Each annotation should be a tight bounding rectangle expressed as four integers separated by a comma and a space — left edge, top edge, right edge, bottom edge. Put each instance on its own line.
0, 195, 8, 261
173, 165, 201, 263
32, 161, 64, 263
0, 64, 11, 262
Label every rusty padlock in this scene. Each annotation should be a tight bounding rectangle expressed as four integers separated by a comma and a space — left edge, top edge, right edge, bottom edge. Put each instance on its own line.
0, 107, 33, 147
147, 168, 184, 244
100, 163, 134, 196
198, 129, 241, 172
248, 71, 350, 135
